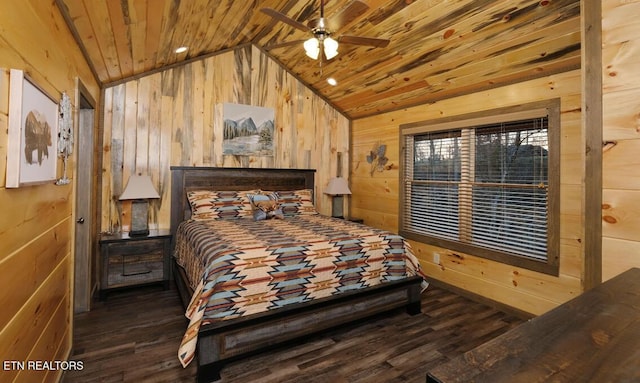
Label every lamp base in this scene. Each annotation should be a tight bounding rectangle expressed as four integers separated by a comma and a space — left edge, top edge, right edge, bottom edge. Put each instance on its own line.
331, 195, 344, 218
130, 199, 150, 237
128, 228, 150, 237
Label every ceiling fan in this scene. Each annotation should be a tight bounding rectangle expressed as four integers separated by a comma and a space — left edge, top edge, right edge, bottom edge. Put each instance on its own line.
261, 0, 390, 61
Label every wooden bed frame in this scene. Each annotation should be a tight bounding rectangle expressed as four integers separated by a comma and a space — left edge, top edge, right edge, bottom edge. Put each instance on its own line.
169, 166, 424, 383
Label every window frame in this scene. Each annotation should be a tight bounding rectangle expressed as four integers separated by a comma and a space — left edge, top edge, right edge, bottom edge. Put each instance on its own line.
399, 99, 560, 276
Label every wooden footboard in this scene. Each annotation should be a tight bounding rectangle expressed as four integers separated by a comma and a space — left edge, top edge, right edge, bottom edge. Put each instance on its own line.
174, 259, 422, 383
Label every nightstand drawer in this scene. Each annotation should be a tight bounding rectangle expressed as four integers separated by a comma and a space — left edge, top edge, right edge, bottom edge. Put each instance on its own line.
104, 239, 165, 257
106, 251, 164, 286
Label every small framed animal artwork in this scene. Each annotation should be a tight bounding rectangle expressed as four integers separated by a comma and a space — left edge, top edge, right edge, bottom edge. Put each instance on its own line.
6, 69, 59, 187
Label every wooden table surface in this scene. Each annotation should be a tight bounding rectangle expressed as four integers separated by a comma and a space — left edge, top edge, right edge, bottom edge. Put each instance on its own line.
426, 267, 640, 383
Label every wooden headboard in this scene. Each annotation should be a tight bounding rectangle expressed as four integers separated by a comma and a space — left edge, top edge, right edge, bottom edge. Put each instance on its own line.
169, 166, 316, 240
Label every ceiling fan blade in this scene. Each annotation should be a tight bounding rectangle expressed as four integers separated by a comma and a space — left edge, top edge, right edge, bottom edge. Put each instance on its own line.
338, 35, 390, 48
260, 8, 309, 32
327, 0, 369, 32
263, 39, 306, 51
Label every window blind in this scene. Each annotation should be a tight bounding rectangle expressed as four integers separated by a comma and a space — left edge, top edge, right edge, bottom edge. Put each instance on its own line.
402, 115, 550, 262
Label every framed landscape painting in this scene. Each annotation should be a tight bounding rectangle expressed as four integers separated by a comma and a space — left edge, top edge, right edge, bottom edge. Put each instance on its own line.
6, 69, 58, 187
221, 103, 274, 156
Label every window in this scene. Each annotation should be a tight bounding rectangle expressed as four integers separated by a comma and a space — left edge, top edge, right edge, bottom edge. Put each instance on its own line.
400, 100, 560, 275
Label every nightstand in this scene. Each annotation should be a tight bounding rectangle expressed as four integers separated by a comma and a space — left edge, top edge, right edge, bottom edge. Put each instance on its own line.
99, 229, 171, 300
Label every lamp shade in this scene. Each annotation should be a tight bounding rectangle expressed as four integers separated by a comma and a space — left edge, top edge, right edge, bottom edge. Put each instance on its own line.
323, 37, 339, 59
119, 175, 160, 200
324, 177, 352, 195
304, 37, 320, 59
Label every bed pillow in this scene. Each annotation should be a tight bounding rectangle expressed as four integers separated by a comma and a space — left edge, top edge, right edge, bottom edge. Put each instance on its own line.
187, 190, 256, 220
248, 192, 284, 221
275, 189, 318, 217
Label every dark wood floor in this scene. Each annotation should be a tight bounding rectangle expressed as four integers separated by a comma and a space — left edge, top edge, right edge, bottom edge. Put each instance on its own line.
61, 283, 525, 383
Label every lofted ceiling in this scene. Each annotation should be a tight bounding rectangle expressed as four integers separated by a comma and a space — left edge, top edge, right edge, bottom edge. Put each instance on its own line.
56, 0, 581, 119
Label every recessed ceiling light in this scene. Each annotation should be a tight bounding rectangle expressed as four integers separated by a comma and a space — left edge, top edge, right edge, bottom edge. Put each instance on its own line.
327, 77, 337, 86
175, 46, 188, 54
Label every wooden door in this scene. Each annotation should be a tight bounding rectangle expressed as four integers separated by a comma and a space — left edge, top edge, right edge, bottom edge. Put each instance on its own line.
74, 85, 96, 313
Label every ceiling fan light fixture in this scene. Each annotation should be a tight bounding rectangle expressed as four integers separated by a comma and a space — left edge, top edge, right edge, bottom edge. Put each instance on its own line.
262, 1, 390, 67
323, 37, 339, 60
304, 37, 320, 59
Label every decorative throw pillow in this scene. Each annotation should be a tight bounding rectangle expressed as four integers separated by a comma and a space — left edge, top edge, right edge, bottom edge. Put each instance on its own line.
248, 192, 284, 221
187, 190, 256, 220
275, 189, 318, 217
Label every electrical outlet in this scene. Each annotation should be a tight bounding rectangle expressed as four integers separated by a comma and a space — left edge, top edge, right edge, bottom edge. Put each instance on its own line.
433, 252, 440, 264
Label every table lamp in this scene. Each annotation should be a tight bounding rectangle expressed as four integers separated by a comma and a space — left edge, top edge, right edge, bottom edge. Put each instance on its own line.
324, 177, 352, 218
119, 175, 160, 236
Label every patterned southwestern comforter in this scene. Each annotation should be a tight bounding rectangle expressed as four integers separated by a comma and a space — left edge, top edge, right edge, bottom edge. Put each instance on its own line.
175, 215, 426, 367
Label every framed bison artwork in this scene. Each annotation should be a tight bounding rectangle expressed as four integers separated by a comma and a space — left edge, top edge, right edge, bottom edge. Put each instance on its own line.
6, 69, 58, 187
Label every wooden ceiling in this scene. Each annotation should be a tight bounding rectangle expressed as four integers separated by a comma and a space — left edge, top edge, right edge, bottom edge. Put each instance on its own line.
56, 0, 581, 119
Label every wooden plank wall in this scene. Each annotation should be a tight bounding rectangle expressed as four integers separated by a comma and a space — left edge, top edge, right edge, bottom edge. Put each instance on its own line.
351, 70, 583, 316
601, 1, 640, 280
100, 45, 350, 233
0, 2, 99, 383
